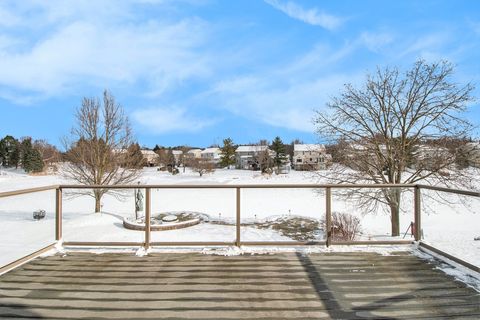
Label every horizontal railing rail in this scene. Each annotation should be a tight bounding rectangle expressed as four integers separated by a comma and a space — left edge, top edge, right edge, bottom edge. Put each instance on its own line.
0, 185, 59, 198
416, 184, 480, 197
58, 183, 416, 189
3, 183, 477, 195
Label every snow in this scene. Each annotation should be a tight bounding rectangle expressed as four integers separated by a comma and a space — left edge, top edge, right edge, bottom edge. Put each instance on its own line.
200, 147, 220, 154
0, 167, 479, 272
236, 145, 268, 152
414, 247, 480, 292
293, 144, 325, 152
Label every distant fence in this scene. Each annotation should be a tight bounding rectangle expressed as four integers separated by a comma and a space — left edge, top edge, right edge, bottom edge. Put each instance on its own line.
1, 183, 479, 273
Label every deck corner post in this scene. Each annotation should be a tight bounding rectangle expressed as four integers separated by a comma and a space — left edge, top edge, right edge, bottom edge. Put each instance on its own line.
326, 187, 332, 247
55, 187, 62, 241
236, 187, 241, 247
145, 187, 151, 249
414, 186, 421, 241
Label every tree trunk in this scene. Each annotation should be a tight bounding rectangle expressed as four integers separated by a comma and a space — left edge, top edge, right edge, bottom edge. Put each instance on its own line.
389, 189, 401, 236
94, 190, 102, 213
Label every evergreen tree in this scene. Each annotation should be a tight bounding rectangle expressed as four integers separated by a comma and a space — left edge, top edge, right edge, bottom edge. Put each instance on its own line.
124, 143, 145, 169
0, 135, 20, 168
30, 148, 44, 173
270, 136, 287, 171
10, 141, 20, 168
219, 138, 237, 168
21, 137, 44, 173
0, 138, 6, 167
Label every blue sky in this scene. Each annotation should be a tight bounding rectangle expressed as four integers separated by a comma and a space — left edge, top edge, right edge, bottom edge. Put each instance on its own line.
0, 0, 479, 149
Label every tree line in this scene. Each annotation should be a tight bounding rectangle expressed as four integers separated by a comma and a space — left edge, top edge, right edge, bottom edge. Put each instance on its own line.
0, 135, 61, 173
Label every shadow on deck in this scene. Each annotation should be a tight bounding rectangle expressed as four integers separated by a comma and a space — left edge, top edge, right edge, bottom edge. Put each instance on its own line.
0, 251, 478, 319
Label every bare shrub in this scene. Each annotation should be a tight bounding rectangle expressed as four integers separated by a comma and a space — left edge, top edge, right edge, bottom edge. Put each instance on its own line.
326, 212, 361, 241
188, 158, 215, 177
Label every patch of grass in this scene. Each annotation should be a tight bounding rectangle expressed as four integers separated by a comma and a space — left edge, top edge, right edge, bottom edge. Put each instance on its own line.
154, 212, 207, 223
253, 216, 323, 241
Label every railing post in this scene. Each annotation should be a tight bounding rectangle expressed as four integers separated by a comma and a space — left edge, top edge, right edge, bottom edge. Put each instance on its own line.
414, 186, 421, 241
55, 188, 62, 241
326, 187, 332, 247
236, 187, 241, 247
145, 188, 151, 249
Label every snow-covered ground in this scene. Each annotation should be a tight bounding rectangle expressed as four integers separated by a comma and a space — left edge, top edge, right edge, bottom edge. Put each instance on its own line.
0, 167, 479, 269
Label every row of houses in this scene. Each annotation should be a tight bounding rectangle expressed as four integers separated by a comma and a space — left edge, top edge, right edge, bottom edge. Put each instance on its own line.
233, 144, 333, 171
141, 144, 332, 171
341, 141, 480, 171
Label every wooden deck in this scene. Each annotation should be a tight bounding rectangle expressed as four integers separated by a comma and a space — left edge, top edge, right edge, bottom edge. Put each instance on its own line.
0, 251, 478, 319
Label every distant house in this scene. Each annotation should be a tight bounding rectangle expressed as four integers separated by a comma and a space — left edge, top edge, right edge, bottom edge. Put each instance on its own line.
141, 150, 159, 167
200, 147, 221, 165
460, 142, 480, 168
186, 149, 202, 159
293, 144, 330, 171
412, 145, 452, 171
172, 150, 183, 165
235, 145, 271, 170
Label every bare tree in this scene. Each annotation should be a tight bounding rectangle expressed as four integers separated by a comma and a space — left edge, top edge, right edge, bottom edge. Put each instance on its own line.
314, 60, 475, 236
256, 148, 273, 173
63, 90, 141, 212
33, 139, 61, 166
189, 158, 215, 177
155, 148, 177, 173
178, 146, 191, 173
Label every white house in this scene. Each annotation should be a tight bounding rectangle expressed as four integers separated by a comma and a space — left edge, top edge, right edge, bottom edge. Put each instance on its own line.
140, 150, 159, 167
235, 145, 272, 170
200, 147, 221, 165
293, 144, 329, 171
412, 145, 452, 170
171, 150, 183, 164
186, 149, 202, 159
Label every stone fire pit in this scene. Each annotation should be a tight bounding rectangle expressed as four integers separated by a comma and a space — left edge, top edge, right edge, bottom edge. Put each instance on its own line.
123, 211, 204, 231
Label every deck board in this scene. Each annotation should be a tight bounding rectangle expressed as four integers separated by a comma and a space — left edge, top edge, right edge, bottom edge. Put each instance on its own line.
0, 252, 478, 319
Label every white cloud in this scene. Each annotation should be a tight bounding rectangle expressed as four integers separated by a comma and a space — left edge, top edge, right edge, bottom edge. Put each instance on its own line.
0, 5, 20, 27
207, 39, 366, 133
359, 31, 394, 53
398, 33, 450, 59
264, 0, 342, 30
132, 107, 217, 134
469, 20, 480, 35
212, 73, 360, 133
0, 2, 211, 103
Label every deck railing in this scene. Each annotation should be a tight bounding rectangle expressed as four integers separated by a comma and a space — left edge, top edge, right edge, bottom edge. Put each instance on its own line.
57, 183, 417, 247
1, 183, 479, 273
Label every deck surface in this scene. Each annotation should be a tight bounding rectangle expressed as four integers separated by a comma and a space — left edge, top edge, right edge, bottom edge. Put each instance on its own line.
0, 251, 478, 319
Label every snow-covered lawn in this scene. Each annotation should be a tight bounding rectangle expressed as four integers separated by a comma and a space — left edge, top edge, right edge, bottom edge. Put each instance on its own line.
0, 167, 478, 268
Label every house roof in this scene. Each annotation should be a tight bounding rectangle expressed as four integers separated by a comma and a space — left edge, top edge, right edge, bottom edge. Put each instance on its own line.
140, 150, 157, 156
293, 144, 325, 152
187, 149, 202, 153
236, 145, 268, 153
201, 147, 220, 154
171, 150, 183, 155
